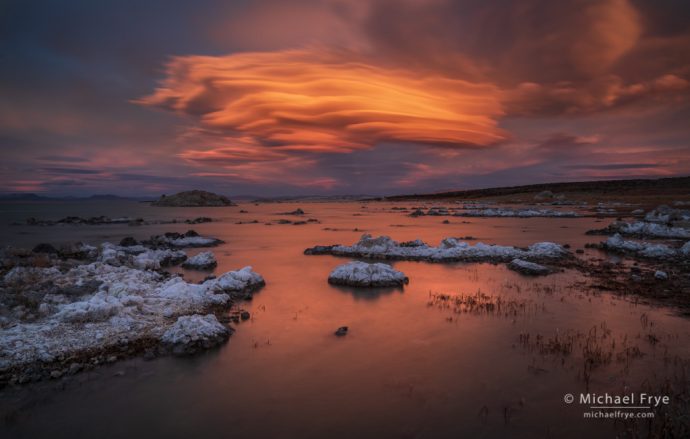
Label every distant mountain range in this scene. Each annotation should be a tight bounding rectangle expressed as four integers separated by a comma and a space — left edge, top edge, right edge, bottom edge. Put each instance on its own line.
0, 193, 153, 201
0, 192, 377, 202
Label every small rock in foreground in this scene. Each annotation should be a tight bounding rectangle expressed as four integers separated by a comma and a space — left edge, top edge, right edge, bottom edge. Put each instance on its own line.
508, 258, 550, 276
161, 314, 230, 356
335, 326, 348, 336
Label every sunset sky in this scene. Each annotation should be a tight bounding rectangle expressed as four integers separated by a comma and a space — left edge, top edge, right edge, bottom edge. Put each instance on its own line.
1, 0, 689, 197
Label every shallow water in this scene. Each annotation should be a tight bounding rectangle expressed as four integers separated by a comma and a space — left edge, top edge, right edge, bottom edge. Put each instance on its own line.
1, 201, 689, 438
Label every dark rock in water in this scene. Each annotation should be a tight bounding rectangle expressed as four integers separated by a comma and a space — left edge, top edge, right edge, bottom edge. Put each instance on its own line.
240, 311, 251, 320
304, 245, 338, 255
185, 217, 213, 224
576, 249, 585, 254
32, 243, 58, 254
508, 259, 550, 276
239, 210, 249, 213
409, 209, 425, 217
335, 326, 348, 336
283, 208, 305, 215
119, 237, 138, 247
442, 220, 450, 224
185, 229, 199, 237
151, 190, 235, 207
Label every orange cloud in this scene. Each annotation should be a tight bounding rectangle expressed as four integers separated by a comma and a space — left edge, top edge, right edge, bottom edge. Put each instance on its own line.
137, 49, 507, 153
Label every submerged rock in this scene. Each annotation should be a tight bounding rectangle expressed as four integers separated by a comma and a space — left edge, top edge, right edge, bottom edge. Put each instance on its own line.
328, 261, 409, 287
119, 237, 138, 247
32, 243, 58, 254
161, 314, 230, 355
151, 190, 235, 207
508, 259, 550, 276
334, 326, 348, 336
181, 251, 217, 270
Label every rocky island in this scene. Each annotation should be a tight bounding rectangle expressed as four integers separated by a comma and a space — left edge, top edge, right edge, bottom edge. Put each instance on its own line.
151, 190, 236, 207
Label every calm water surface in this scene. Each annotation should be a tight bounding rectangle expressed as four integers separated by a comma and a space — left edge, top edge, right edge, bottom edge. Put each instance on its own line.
0, 201, 688, 438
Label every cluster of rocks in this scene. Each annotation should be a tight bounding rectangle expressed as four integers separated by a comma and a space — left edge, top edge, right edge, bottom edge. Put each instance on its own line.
409, 207, 579, 218
151, 190, 235, 207
271, 218, 319, 225
600, 234, 690, 260
0, 235, 264, 384
644, 205, 690, 224
587, 221, 690, 239
19, 216, 214, 227
281, 208, 305, 215
305, 234, 569, 264
145, 230, 224, 248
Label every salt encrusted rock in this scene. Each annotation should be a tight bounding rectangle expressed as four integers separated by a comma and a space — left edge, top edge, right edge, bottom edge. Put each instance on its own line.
645, 205, 690, 223
328, 261, 409, 287
160, 314, 230, 355
148, 231, 224, 248
654, 270, 669, 280
0, 263, 265, 375
590, 221, 690, 239
454, 208, 578, 218
602, 234, 680, 259
133, 249, 187, 269
151, 190, 235, 207
622, 222, 690, 238
305, 234, 569, 263
508, 259, 550, 276
181, 251, 217, 270
408, 207, 579, 218
98, 243, 187, 269
211, 266, 266, 296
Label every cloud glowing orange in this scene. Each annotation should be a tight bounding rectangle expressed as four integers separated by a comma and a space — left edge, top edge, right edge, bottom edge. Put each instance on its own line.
138, 49, 507, 152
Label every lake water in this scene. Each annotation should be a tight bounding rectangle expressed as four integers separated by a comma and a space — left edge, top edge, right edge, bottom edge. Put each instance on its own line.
1, 201, 689, 438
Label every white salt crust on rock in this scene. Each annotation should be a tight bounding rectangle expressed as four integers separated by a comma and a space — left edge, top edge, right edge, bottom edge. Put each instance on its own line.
161, 314, 230, 355
306, 234, 569, 263
328, 261, 408, 287
410, 207, 579, 218
0, 262, 264, 372
181, 251, 217, 270
603, 234, 689, 259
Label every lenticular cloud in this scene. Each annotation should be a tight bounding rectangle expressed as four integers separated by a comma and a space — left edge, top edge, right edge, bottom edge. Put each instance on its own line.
138, 49, 507, 153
